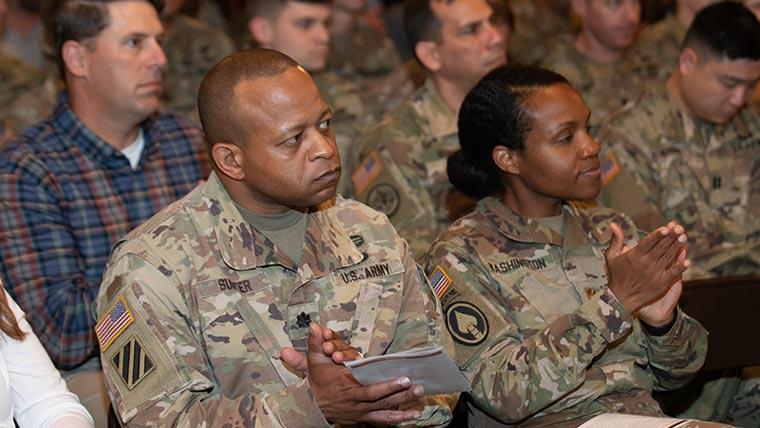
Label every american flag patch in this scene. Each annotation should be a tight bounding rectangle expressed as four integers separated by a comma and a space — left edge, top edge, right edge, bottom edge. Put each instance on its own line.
600, 153, 621, 186
429, 265, 452, 300
352, 151, 382, 195
96, 295, 134, 352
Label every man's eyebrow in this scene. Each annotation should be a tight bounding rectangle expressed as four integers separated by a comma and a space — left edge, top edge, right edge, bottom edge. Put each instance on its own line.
280, 107, 332, 135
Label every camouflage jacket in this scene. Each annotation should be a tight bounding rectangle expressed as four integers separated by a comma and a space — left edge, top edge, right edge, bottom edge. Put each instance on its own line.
313, 70, 373, 193
540, 41, 648, 132
160, 15, 234, 123
2, 74, 59, 137
328, 20, 402, 80
95, 172, 454, 427
424, 198, 707, 427
507, 0, 575, 65
631, 14, 685, 83
0, 54, 45, 135
597, 84, 760, 278
347, 78, 477, 260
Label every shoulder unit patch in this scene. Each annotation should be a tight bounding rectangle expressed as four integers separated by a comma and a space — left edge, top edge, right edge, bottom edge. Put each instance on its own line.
445, 302, 489, 346
111, 335, 155, 390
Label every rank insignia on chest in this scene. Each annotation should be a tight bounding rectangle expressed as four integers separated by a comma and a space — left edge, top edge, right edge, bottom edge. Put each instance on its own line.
585, 288, 597, 299
296, 311, 312, 328
111, 335, 155, 390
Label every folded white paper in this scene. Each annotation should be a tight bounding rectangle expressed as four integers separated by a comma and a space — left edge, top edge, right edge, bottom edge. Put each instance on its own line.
577, 414, 731, 428
345, 346, 471, 395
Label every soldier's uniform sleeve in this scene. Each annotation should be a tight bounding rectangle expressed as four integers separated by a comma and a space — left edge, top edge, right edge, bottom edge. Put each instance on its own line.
386, 236, 457, 426
596, 123, 665, 233
423, 239, 636, 424
348, 129, 439, 260
95, 242, 331, 428
642, 307, 708, 391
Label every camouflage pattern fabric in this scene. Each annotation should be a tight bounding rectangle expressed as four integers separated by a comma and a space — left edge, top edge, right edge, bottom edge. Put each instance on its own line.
160, 14, 234, 123
1, 74, 59, 137
328, 19, 402, 80
313, 70, 374, 193
359, 59, 427, 121
95, 171, 455, 427
0, 54, 45, 114
507, 0, 575, 65
597, 84, 760, 280
540, 40, 649, 132
347, 78, 477, 261
423, 197, 708, 428
630, 14, 685, 83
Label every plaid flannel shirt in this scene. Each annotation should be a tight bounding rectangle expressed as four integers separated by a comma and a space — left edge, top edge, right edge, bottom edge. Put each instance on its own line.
0, 91, 210, 369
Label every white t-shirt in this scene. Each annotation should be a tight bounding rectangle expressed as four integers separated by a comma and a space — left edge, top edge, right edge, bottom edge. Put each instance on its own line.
120, 128, 146, 170
0, 289, 94, 428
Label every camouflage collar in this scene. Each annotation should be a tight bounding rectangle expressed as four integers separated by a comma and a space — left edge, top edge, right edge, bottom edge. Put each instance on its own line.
410, 78, 458, 141
478, 197, 608, 250
202, 172, 364, 277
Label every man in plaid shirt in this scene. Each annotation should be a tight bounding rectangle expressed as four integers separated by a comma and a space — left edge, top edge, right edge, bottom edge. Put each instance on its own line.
0, 0, 209, 423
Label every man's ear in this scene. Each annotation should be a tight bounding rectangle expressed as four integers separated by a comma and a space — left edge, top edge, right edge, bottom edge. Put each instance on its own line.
492, 145, 521, 175
414, 40, 441, 72
678, 47, 699, 75
62, 40, 89, 78
249, 16, 273, 46
211, 142, 246, 181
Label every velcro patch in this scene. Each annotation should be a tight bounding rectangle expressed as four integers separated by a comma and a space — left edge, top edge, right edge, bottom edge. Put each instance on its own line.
111, 335, 155, 390
352, 151, 382, 195
333, 258, 404, 284
600, 153, 621, 186
96, 295, 134, 352
445, 302, 489, 346
428, 265, 452, 300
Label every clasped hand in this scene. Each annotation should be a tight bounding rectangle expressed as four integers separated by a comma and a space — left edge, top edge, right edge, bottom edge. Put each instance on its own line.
281, 323, 425, 425
606, 221, 690, 326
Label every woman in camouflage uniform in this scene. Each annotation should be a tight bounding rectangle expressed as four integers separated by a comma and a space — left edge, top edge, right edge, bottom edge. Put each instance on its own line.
423, 64, 709, 428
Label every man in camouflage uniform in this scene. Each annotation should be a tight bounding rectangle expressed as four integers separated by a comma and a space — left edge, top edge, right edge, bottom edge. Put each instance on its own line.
248, 0, 371, 192
597, 3, 760, 424
631, 0, 718, 81
348, 0, 506, 260
160, 0, 234, 123
540, 0, 647, 131
95, 48, 455, 427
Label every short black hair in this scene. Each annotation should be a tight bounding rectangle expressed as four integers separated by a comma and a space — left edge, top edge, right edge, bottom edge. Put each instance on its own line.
403, 0, 447, 57
681, 1, 760, 61
198, 48, 300, 149
42, 0, 165, 79
450, 64, 570, 199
